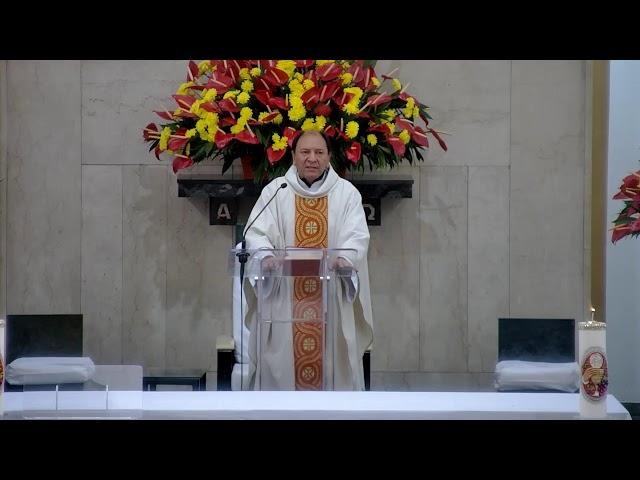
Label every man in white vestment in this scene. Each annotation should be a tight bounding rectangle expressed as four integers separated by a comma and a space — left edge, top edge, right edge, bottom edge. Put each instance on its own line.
242, 130, 373, 391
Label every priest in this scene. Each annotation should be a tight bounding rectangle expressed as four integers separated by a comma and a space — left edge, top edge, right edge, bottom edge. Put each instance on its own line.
242, 130, 373, 391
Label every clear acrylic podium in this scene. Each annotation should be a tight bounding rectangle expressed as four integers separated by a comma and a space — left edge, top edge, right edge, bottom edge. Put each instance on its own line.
229, 247, 356, 391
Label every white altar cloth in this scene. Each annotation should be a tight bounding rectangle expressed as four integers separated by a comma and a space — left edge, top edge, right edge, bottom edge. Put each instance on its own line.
2, 391, 630, 420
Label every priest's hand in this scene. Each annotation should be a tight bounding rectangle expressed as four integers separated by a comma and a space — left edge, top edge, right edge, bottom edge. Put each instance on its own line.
261, 255, 280, 272
332, 256, 357, 275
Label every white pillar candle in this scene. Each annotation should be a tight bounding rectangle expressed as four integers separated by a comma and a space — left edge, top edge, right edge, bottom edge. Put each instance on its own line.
578, 319, 607, 419
0, 318, 5, 416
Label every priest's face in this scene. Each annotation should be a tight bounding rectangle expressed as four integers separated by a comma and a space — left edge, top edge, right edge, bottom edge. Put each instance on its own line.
293, 131, 330, 182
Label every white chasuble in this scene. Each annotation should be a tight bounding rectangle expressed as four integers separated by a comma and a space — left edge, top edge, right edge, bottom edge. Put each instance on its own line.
244, 165, 373, 391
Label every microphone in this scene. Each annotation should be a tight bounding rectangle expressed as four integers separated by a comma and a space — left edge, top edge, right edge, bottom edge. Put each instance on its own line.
237, 182, 287, 266
235, 181, 286, 392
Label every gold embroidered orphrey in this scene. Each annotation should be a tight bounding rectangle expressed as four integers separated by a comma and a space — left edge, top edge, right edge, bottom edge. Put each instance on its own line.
293, 195, 328, 390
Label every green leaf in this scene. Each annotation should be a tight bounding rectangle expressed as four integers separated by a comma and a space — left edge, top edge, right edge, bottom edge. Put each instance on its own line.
204, 143, 214, 156
222, 156, 234, 174
256, 128, 267, 145
378, 145, 392, 155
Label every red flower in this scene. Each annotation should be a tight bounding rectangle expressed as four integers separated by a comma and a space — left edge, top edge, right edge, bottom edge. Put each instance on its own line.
314, 103, 332, 117
172, 155, 193, 174
267, 146, 287, 165
142, 59, 449, 182
143, 123, 158, 141
235, 130, 260, 145
612, 226, 631, 244
387, 136, 406, 157
346, 142, 362, 164
611, 169, 640, 243
214, 130, 233, 148
316, 62, 341, 82
167, 129, 189, 151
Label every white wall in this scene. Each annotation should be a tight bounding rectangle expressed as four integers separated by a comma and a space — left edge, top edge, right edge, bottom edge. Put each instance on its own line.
606, 60, 640, 403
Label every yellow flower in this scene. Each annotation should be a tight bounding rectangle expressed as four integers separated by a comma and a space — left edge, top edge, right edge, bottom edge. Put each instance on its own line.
344, 86, 363, 100
367, 134, 378, 146
241, 80, 254, 93
239, 68, 250, 80
240, 107, 253, 119
399, 129, 411, 144
189, 99, 203, 116
202, 88, 217, 102
223, 90, 239, 99
186, 128, 197, 138
371, 77, 381, 87
276, 60, 296, 78
343, 101, 360, 115
302, 118, 316, 131
341, 72, 353, 86
250, 67, 261, 77
346, 121, 359, 139
288, 79, 304, 97
303, 79, 315, 90
301, 115, 327, 131
403, 97, 415, 118
205, 111, 219, 125
288, 96, 306, 121
176, 81, 194, 95
413, 106, 420, 120
316, 60, 334, 66
385, 121, 395, 134
237, 91, 250, 104
195, 113, 217, 142
273, 113, 283, 124
392, 78, 402, 91
294, 72, 304, 82
258, 111, 270, 122
198, 60, 211, 75
382, 109, 396, 121
271, 133, 288, 151
196, 119, 207, 136
159, 127, 171, 151
230, 117, 247, 134
288, 108, 306, 122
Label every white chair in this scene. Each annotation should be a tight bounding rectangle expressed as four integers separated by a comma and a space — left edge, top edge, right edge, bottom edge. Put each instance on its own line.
494, 318, 578, 393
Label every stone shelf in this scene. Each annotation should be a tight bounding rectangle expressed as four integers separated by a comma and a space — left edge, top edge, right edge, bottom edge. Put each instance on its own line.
176, 174, 413, 226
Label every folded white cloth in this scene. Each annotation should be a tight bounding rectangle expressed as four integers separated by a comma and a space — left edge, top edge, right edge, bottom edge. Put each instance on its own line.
495, 360, 579, 392
231, 362, 254, 391
6, 357, 96, 385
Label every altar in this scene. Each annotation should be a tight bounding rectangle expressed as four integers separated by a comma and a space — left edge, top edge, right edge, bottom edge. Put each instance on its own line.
1, 391, 631, 420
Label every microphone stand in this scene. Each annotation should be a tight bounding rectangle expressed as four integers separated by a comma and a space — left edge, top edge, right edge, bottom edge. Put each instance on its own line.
235, 182, 287, 390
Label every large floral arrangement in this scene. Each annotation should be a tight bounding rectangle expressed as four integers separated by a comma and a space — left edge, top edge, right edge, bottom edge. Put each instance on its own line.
611, 168, 640, 243
143, 60, 447, 182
